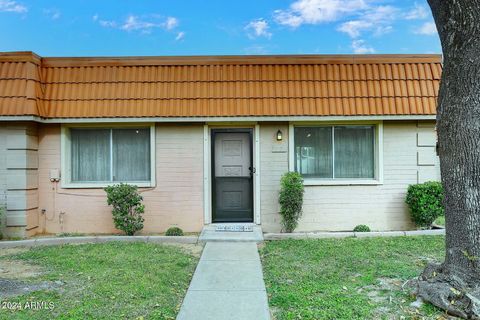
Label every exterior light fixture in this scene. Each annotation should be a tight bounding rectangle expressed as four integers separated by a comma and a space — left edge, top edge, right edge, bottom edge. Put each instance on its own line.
276, 130, 283, 141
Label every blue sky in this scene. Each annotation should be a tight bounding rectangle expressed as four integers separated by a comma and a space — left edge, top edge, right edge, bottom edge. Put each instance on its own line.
0, 0, 441, 57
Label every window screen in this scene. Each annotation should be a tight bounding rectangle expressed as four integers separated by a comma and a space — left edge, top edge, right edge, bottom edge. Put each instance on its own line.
70, 128, 151, 183
294, 126, 375, 179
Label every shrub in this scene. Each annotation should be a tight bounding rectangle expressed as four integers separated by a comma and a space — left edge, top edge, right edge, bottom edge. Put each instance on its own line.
405, 181, 444, 228
279, 172, 305, 233
105, 183, 145, 236
353, 224, 371, 232
165, 227, 184, 236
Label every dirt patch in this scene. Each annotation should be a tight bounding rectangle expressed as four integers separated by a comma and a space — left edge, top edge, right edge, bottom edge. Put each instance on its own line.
0, 248, 28, 257
163, 243, 204, 258
0, 278, 63, 298
0, 250, 64, 298
360, 278, 412, 317
360, 277, 405, 301
360, 278, 455, 319
0, 248, 43, 280
269, 306, 280, 320
0, 259, 44, 280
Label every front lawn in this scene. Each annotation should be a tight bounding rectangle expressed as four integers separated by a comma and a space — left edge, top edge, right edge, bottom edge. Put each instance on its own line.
260, 236, 446, 319
0, 242, 200, 319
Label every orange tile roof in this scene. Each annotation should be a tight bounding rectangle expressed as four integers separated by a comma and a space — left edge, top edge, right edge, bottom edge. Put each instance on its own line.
0, 51, 441, 118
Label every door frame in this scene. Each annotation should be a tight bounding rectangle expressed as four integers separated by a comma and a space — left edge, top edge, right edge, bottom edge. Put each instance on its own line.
203, 124, 261, 225
211, 128, 253, 223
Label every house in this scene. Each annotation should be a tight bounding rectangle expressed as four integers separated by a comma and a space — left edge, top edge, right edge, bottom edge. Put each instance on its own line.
0, 51, 441, 238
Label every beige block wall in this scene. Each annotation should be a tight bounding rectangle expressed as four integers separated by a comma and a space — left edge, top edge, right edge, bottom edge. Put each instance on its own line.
38, 123, 204, 235
0, 124, 7, 235
259, 123, 290, 231
6, 119, 439, 236
260, 121, 441, 233
0, 122, 40, 238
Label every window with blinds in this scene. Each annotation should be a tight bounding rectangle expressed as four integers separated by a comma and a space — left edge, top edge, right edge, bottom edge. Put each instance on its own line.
70, 128, 151, 183
294, 125, 375, 179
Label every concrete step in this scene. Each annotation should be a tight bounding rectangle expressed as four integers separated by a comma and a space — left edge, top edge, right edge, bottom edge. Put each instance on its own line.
199, 225, 264, 242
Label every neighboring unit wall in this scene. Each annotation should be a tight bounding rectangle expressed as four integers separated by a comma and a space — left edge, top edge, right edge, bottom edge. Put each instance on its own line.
260, 121, 441, 233
0, 122, 39, 238
416, 122, 440, 182
38, 123, 204, 235
259, 123, 290, 231
0, 124, 6, 236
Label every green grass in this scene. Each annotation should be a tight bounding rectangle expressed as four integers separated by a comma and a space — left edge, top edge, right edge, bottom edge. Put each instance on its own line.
433, 215, 445, 227
0, 242, 199, 320
260, 236, 446, 320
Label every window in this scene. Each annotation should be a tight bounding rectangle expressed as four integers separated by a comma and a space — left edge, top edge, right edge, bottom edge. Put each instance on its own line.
294, 125, 376, 180
62, 125, 155, 187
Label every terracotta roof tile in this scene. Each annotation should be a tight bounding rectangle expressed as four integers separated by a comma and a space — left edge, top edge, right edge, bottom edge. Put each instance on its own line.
0, 52, 441, 118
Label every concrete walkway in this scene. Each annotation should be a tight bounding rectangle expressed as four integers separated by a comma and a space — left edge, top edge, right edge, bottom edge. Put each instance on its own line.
177, 242, 270, 320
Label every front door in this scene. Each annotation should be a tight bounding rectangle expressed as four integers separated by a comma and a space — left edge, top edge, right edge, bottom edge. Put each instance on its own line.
212, 129, 254, 223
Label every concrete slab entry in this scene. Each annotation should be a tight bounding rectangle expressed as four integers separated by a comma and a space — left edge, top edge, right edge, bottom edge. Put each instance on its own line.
199, 225, 264, 242
177, 242, 270, 320
215, 224, 254, 232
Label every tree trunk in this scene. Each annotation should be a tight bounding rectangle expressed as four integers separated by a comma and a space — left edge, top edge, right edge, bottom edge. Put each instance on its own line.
418, 1, 480, 318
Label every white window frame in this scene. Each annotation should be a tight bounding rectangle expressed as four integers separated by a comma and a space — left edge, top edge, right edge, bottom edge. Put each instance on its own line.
61, 123, 156, 188
288, 121, 384, 186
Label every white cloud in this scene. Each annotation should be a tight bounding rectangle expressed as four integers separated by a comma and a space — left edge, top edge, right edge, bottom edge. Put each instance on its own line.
0, 0, 27, 13
175, 31, 185, 41
165, 16, 178, 30
121, 15, 156, 32
273, 10, 303, 28
338, 20, 372, 38
362, 5, 397, 24
95, 14, 180, 34
245, 19, 272, 38
274, 0, 435, 42
43, 8, 60, 20
352, 39, 375, 54
274, 0, 368, 27
415, 21, 437, 35
405, 3, 429, 20
337, 5, 397, 38
99, 19, 117, 28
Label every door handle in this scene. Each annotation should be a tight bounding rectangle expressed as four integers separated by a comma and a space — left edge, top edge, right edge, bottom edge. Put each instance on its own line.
249, 167, 256, 173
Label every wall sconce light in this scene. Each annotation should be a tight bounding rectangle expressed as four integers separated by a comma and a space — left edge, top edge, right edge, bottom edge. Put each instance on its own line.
276, 130, 283, 141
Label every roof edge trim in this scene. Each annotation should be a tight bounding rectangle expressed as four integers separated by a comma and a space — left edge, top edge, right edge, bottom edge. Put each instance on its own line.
0, 51, 42, 65
0, 115, 437, 123
40, 54, 443, 68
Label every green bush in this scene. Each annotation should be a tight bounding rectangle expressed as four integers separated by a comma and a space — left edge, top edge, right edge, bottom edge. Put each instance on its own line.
165, 227, 184, 236
105, 183, 145, 236
405, 181, 444, 228
279, 172, 305, 233
353, 224, 371, 232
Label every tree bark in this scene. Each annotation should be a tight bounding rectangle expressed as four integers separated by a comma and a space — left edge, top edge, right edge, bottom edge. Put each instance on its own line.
418, 1, 480, 318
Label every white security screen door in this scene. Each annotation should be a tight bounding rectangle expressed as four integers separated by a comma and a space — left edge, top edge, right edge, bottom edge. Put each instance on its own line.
212, 130, 254, 222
